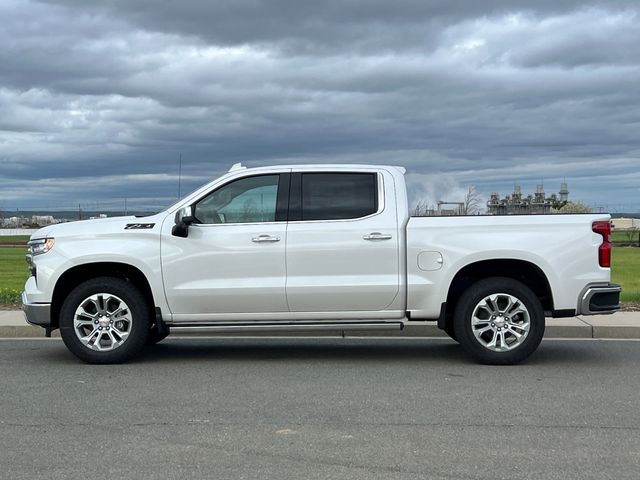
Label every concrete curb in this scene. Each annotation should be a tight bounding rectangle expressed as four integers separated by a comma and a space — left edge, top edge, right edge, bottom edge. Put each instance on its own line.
2, 310, 639, 339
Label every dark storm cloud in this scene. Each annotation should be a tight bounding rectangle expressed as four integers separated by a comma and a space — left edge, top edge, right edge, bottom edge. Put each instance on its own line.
1, 0, 639, 211
39, 0, 640, 54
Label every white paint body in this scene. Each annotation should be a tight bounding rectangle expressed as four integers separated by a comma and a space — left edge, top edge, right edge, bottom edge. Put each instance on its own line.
23, 164, 612, 325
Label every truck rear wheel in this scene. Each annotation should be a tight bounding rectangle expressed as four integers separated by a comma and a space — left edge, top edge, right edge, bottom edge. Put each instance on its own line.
453, 277, 544, 365
59, 277, 150, 364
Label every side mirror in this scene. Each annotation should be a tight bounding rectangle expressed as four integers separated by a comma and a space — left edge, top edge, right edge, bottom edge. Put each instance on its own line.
172, 207, 195, 238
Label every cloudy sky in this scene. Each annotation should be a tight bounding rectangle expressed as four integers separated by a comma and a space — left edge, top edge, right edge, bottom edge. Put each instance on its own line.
1, 0, 639, 212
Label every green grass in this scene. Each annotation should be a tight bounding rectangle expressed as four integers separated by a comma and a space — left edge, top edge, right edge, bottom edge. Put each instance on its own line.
0, 235, 29, 246
0, 247, 29, 304
0, 245, 639, 305
612, 230, 640, 246
612, 247, 640, 302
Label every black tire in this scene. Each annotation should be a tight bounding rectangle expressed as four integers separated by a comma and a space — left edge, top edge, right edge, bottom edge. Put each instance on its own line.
453, 277, 545, 365
59, 277, 150, 364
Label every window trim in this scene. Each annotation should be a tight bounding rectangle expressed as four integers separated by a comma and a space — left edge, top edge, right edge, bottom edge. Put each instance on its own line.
191, 173, 290, 226
288, 171, 384, 223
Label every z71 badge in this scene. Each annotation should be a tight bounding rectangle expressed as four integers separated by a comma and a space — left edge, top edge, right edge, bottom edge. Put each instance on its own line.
124, 223, 155, 229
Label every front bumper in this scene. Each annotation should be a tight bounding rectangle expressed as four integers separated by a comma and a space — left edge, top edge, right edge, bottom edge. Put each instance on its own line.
22, 291, 52, 328
578, 283, 621, 315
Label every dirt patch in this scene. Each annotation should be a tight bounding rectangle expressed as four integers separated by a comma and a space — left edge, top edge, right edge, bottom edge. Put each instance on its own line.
0, 303, 21, 311
621, 302, 640, 312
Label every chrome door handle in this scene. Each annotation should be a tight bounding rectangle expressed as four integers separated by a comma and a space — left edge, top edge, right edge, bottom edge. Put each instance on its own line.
252, 234, 280, 243
363, 232, 392, 241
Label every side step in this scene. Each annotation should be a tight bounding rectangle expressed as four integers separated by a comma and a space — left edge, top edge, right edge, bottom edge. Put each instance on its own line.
169, 322, 404, 336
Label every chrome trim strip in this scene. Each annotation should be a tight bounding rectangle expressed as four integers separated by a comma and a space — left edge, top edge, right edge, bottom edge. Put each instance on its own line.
170, 322, 403, 334
187, 170, 386, 226
169, 311, 406, 323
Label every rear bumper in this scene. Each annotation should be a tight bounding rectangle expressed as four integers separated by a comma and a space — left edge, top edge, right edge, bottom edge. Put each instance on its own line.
22, 291, 52, 328
578, 283, 621, 315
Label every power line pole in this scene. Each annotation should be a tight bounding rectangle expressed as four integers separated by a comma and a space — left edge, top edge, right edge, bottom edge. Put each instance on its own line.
177, 153, 182, 200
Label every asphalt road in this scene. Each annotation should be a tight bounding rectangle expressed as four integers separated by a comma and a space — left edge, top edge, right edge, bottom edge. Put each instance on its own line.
1, 337, 640, 480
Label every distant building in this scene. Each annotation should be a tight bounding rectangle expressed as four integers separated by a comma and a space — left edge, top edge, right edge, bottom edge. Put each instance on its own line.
436, 201, 464, 216
487, 183, 568, 215
413, 201, 466, 217
612, 217, 640, 230
2, 216, 29, 228
1, 214, 69, 228
31, 215, 56, 226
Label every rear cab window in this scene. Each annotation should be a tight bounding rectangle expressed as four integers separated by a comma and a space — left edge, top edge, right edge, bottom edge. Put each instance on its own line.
289, 172, 379, 221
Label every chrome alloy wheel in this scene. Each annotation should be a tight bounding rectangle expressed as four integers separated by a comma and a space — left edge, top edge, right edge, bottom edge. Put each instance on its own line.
73, 293, 133, 352
471, 293, 530, 352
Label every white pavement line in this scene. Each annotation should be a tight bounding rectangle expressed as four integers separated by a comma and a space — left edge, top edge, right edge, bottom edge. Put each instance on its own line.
544, 337, 640, 342
0, 337, 61, 341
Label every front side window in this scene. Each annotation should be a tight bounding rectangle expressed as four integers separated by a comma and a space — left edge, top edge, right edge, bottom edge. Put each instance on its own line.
194, 175, 279, 224
301, 173, 378, 221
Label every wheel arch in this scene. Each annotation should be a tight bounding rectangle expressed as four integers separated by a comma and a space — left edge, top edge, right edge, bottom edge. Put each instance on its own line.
51, 262, 155, 330
440, 259, 553, 332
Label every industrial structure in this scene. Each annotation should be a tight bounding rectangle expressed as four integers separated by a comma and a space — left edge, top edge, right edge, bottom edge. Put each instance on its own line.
487, 182, 569, 215
436, 201, 465, 216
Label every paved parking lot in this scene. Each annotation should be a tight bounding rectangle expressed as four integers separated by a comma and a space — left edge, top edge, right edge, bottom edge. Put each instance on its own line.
2, 337, 640, 479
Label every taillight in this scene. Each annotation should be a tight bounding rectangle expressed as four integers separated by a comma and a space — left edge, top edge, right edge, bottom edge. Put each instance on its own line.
592, 221, 611, 268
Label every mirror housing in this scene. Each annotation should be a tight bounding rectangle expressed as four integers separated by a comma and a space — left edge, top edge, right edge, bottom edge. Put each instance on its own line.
172, 207, 195, 238
174, 206, 193, 224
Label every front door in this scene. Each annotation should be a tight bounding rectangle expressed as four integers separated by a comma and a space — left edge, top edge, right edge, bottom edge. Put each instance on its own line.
161, 173, 289, 317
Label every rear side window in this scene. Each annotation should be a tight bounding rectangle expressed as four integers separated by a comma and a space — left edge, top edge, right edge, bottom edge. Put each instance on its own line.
301, 173, 378, 221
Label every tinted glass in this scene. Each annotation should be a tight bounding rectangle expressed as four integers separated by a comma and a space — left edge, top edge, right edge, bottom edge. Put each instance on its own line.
301, 173, 378, 221
195, 175, 279, 224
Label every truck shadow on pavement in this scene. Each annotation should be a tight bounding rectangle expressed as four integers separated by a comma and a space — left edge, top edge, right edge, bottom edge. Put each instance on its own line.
32, 338, 620, 366
123, 337, 613, 366
136, 338, 467, 364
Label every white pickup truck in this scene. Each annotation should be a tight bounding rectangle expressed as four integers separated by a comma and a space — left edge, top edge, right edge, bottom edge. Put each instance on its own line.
23, 164, 620, 364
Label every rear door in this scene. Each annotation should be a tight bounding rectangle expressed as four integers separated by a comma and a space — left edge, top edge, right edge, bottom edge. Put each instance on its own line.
285, 170, 400, 312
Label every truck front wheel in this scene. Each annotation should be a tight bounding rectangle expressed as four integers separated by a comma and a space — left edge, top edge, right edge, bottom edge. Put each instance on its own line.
59, 277, 150, 364
453, 277, 545, 365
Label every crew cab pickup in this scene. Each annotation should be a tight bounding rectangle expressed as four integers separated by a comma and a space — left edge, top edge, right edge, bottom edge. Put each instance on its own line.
22, 164, 621, 364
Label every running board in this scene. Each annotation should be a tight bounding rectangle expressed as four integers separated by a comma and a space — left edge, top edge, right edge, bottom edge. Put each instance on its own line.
169, 322, 404, 335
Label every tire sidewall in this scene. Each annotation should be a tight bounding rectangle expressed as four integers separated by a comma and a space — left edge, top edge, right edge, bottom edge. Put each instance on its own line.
59, 277, 150, 364
453, 277, 545, 365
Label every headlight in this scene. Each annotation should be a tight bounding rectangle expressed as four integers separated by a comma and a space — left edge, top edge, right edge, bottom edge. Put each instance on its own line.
28, 238, 55, 256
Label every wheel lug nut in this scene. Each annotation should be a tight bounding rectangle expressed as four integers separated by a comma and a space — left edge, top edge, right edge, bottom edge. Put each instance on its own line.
94, 320, 98, 324
98, 326, 102, 330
